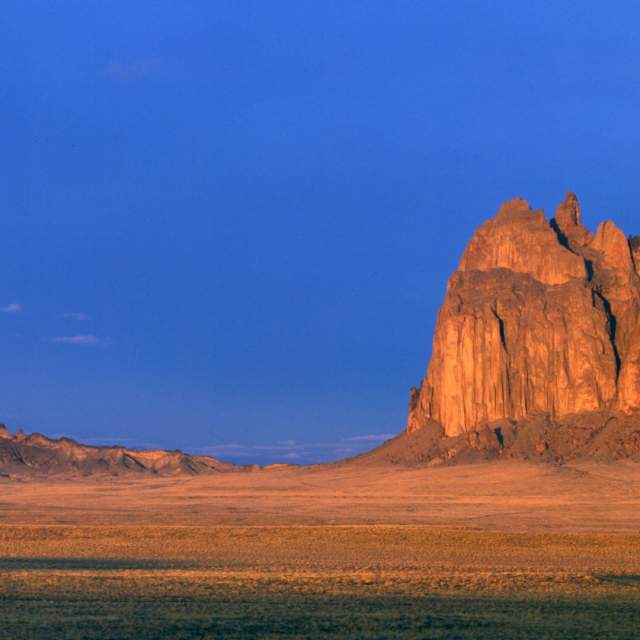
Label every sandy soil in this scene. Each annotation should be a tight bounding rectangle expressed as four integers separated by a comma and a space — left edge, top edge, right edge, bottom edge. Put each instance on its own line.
2, 460, 640, 530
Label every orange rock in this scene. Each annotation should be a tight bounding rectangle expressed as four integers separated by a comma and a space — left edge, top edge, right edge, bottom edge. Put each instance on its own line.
591, 220, 634, 272
408, 193, 640, 437
459, 198, 586, 285
554, 192, 581, 230
552, 192, 593, 250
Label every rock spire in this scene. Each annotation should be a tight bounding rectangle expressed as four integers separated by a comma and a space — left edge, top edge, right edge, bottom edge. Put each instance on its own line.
408, 193, 640, 437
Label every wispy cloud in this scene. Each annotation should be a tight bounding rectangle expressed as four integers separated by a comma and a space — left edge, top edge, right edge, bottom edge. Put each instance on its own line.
63, 312, 89, 321
192, 432, 398, 464
1, 303, 23, 313
106, 58, 159, 81
51, 335, 101, 346
343, 433, 396, 442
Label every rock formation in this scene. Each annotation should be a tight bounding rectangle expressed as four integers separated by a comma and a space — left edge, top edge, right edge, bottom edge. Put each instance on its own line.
408, 193, 640, 439
0, 426, 240, 477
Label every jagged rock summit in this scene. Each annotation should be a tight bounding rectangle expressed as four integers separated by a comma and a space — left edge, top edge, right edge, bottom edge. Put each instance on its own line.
407, 193, 640, 453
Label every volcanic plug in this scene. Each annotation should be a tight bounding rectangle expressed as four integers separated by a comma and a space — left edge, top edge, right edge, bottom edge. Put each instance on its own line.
408, 193, 640, 437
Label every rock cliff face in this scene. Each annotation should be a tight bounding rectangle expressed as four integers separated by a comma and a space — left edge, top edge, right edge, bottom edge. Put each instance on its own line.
408, 193, 640, 437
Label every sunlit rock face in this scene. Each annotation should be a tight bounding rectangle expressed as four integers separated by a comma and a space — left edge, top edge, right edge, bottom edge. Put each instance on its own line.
408, 193, 640, 437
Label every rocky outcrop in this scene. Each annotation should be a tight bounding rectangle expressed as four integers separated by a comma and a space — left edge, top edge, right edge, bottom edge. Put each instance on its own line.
408, 193, 640, 438
459, 198, 587, 285
0, 426, 239, 477
361, 412, 640, 466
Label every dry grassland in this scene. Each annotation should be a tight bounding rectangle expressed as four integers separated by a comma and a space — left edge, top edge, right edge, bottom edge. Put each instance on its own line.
1, 461, 639, 638
1, 525, 639, 638
2, 460, 640, 529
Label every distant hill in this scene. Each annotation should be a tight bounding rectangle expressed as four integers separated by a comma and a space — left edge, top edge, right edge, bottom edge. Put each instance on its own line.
0, 425, 240, 478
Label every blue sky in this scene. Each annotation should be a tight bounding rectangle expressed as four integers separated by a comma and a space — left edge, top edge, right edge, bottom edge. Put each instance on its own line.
2, 1, 640, 464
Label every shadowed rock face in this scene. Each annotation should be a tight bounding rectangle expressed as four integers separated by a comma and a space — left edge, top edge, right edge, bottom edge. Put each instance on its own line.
0, 426, 238, 477
630, 236, 640, 274
408, 193, 640, 437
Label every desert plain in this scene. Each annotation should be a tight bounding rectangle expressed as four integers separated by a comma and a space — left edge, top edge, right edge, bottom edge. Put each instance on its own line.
2, 460, 640, 638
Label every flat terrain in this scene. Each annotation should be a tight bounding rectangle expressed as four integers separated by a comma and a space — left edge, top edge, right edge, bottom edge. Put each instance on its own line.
1, 461, 639, 638
1, 525, 639, 638
2, 460, 640, 529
